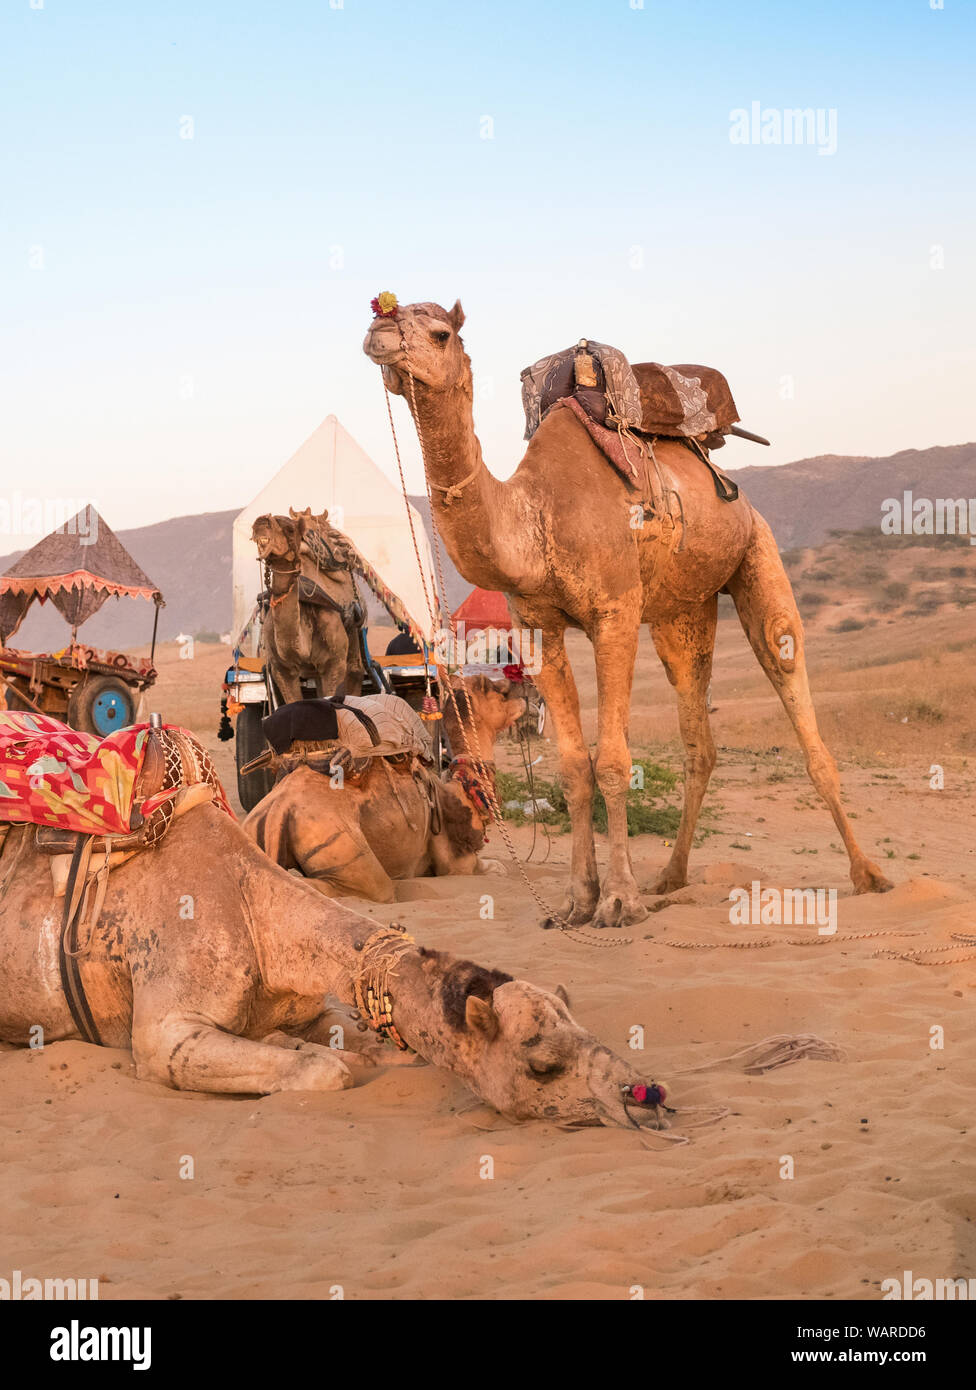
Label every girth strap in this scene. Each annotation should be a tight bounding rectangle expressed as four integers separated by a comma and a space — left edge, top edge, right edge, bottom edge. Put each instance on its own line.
676, 436, 740, 502
58, 835, 103, 1046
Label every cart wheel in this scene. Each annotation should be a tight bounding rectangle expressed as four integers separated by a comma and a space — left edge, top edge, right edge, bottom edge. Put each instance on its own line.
67, 676, 136, 736
537, 699, 547, 736
236, 704, 275, 813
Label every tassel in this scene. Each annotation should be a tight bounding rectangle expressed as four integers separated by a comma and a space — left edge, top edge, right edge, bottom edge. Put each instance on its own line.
217, 696, 234, 742
420, 694, 442, 722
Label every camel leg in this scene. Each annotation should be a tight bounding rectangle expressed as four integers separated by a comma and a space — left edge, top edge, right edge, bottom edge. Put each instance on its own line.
313, 614, 351, 696
725, 514, 893, 894
132, 1012, 353, 1094
530, 622, 599, 925
345, 626, 365, 696
297, 821, 397, 902
298, 1012, 422, 1067
272, 664, 304, 705
649, 597, 718, 894
259, 1029, 378, 1071
589, 605, 646, 929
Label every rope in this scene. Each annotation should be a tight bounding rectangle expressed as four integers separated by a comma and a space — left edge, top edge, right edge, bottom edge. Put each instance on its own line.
874, 933, 976, 966
662, 927, 921, 950
672, 1033, 847, 1076
629, 1032, 846, 1146
386, 373, 629, 949
429, 462, 480, 506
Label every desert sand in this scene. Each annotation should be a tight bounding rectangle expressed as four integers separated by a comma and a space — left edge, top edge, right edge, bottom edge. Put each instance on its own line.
2, 604, 975, 1301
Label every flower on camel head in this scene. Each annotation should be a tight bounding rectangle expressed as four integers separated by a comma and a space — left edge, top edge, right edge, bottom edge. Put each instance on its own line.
371, 291, 399, 318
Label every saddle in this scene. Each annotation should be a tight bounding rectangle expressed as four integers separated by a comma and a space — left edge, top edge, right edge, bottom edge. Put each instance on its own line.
259, 578, 363, 628
520, 341, 758, 503
0, 713, 234, 1050
243, 694, 434, 786
262, 696, 381, 752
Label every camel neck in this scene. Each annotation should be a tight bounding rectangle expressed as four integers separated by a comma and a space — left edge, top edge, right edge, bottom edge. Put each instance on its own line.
405, 382, 522, 593
267, 558, 299, 597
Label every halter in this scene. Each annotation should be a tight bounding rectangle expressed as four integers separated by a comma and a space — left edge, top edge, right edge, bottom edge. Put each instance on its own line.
352, 925, 416, 1052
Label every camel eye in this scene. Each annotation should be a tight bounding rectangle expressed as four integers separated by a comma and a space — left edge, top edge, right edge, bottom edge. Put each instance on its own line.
528, 1058, 563, 1078
431, 329, 450, 345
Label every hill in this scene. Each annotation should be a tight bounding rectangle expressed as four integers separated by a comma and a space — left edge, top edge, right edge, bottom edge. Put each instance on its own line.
723, 442, 976, 549
2, 439, 973, 652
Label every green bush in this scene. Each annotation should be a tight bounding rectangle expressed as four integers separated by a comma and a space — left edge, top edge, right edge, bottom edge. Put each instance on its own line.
496, 759, 680, 837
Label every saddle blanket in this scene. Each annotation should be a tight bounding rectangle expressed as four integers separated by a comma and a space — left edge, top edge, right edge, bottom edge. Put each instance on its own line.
521, 340, 740, 442
262, 693, 433, 761
0, 711, 233, 836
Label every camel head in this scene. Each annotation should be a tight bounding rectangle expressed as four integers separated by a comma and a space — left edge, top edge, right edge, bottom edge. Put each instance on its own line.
289, 505, 330, 532
442, 674, 526, 757
363, 298, 470, 397
409, 949, 668, 1130
251, 513, 302, 564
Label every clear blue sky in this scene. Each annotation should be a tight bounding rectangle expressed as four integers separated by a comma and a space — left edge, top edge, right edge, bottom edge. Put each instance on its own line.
1, 0, 973, 541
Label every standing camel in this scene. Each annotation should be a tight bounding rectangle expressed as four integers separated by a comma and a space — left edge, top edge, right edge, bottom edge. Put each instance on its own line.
252, 509, 364, 703
364, 299, 892, 930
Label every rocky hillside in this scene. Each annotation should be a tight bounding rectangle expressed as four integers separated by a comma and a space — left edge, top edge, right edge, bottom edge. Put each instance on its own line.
0, 510, 237, 652
2, 440, 972, 653
723, 442, 976, 550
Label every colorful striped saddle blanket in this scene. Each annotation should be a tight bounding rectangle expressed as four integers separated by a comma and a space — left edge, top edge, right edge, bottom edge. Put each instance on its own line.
0, 711, 233, 839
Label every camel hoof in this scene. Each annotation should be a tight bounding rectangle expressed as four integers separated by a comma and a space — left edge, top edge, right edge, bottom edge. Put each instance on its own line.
539, 892, 599, 930
853, 863, 895, 894
590, 894, 648, 931
650, 873, 687, 896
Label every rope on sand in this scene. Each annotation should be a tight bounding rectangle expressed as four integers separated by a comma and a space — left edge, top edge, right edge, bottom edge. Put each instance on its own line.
661, 927, 921, 950
635, 1033, 845, 1148
661, 926, 976, 965
873, 932, 976, 966
674, 1033, 847, 1076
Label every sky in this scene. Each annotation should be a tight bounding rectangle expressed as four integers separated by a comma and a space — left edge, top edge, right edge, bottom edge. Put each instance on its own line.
1, 0, 973, 547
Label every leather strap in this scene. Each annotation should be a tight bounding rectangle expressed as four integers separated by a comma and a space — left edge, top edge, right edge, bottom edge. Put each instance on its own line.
678, 436, 740, 501
58, 836, 103, 1046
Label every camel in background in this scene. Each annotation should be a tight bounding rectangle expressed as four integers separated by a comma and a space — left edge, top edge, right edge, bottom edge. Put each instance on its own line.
252, 508, 364, 703
364, 299, 892, 930
244, 676, 526, 900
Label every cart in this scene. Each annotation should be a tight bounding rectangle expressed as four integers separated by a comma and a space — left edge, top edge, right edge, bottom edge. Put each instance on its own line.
0, 505, 164, 736
0, 644, 157, 737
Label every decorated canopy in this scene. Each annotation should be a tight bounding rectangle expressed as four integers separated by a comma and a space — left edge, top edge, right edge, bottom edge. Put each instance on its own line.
0, 506, 163, 644
452, 586, 512, 632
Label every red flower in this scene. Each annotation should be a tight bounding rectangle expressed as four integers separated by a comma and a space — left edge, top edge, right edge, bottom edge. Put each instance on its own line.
503, 663, 525, 683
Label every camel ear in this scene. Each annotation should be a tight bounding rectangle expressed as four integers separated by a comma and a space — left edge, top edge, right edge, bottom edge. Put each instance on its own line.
465, 993, 498, 1040
554, 984, 571, 1008
449, 299, 465, 332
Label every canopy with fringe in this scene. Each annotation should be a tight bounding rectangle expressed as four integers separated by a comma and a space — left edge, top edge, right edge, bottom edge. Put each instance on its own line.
0, 506, 163, 643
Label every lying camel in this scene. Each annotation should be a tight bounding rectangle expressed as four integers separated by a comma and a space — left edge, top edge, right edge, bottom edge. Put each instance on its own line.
252, 508, 364, 702
243, 676, 526, 900
0, 803, 664, 1126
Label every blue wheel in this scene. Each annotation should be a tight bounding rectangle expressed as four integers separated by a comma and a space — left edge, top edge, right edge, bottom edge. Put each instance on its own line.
67, 676, 136, 737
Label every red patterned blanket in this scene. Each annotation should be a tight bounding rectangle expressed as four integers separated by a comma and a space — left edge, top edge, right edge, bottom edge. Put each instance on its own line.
0, 711, 234, 836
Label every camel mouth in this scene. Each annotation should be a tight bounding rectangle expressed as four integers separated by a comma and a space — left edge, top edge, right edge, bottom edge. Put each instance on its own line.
362, 328, 404, 367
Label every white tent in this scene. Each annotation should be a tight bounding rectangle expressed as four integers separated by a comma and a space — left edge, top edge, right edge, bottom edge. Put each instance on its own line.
232, 415, 441, 651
